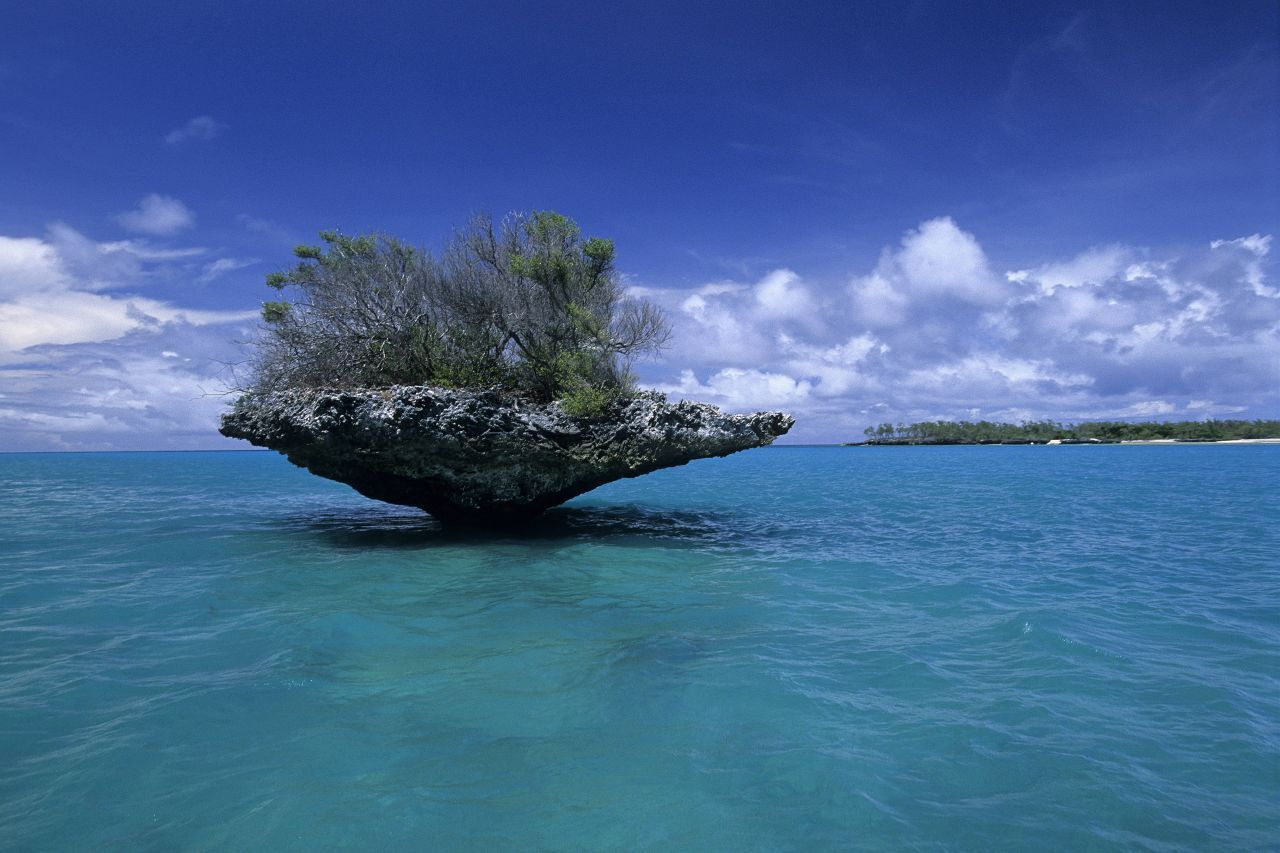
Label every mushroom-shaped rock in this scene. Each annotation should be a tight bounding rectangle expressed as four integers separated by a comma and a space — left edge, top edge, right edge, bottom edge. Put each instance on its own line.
220, 387, 793, 523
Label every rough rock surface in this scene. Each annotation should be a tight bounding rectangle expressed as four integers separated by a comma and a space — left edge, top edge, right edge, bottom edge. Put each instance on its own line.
220, 386, 793, 523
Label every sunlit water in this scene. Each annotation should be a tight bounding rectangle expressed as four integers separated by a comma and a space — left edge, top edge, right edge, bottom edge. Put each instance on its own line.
1, 447, 1277, 850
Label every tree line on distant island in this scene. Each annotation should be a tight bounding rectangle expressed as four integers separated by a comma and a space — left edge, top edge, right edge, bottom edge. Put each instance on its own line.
856, 419, 1280, 444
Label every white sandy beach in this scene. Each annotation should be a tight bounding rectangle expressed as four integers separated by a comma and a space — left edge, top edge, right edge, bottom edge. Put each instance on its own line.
1118, 438, 1280, 445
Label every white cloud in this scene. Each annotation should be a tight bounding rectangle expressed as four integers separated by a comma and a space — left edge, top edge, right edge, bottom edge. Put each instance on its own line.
0, 235, 66, 294
0, 291, 251, 350
657, 368, 812, 409
673, 282, 767, 362
779, 332, 885, 396
0, 326, 250, 451
1211, 234, 1271, 256
163, 115, 225, 145
1009, 245, 1130, 296
646, 270, 830, 366
0, 214, 265, 449
892, 217, 1005, 304
97, 240, 207, 262
754, 269, 813, 319
847, 217, 1007, 338
1121, 400, 1177, 417
23, 222, 208, 294
198, 257, 259, 284
0, 291, 156, 350
115, 194, 195, 236
904, 354, 1093, 394
849, 271, 909, 328
1211, 233, 1276, 297
4, 213, 1277, 449
0, 407, 129, 434
0, 225, 253, 353
634, 219, 1279, 442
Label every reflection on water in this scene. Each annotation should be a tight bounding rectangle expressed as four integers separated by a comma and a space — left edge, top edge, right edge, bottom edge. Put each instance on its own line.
282, 503, 745, 549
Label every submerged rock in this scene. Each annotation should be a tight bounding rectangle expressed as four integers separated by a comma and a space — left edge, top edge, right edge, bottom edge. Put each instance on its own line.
219, 387, 793, 523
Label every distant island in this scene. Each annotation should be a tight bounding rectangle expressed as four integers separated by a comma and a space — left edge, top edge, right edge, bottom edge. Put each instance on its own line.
848, 419, 1280, 446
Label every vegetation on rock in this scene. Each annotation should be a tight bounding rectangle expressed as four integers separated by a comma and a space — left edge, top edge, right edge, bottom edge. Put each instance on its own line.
247, 211, 669, 414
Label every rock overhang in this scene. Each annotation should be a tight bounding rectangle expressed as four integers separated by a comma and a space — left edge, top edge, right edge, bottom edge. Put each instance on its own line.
220, 386, 793, 524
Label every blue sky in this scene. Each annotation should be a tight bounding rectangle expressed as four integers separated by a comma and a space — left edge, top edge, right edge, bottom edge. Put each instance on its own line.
1, 0, 1277, 448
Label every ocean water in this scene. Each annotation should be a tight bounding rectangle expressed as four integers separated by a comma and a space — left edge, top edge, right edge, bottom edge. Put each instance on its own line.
1, 447, 1277, 851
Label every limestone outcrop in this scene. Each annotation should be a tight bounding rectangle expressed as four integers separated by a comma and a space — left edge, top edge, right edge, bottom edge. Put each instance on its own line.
220, 387, 793, 523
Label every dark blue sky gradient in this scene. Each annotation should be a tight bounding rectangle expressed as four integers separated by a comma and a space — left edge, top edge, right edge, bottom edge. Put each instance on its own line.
3, 0, 1275, 289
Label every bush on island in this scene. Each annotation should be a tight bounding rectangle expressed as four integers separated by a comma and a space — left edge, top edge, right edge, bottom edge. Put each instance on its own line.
248, 211, 670, 416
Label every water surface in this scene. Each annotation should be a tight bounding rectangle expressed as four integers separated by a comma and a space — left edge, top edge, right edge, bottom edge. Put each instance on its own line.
1, 447, 1277, 849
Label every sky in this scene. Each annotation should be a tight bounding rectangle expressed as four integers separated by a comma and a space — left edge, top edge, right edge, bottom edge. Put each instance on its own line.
1, 0, 1277, 448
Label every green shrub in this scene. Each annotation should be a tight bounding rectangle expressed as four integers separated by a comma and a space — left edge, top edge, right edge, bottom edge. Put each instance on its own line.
559, 384, 618, 418
246, 212, 669, 401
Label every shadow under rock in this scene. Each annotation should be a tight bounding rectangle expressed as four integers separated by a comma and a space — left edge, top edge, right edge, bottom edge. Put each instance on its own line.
276, 502, 744, 550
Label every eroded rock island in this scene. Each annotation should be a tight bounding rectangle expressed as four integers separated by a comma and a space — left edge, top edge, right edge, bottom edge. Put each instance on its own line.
220, 387, 793, 523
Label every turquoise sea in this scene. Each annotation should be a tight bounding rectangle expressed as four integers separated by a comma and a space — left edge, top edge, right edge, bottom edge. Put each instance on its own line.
1, 446, 1277, 850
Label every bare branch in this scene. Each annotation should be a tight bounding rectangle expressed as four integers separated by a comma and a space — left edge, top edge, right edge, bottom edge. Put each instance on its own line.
244, 213, 669, 405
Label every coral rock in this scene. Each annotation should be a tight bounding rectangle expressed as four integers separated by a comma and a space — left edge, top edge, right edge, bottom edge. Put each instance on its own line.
219, 387, 793, 523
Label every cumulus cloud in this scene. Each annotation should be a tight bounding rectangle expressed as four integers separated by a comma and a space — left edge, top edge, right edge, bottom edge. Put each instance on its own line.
0, 290, 250, 351
849, 270, 909, 328
163, 115, 225, 145
1211, 233, 1275, 297
0, 323, 251, 450
1006, 244, 1130, 295
0, 224, 250, 348
890, 216, 1005, 305
656, 368, 813, 408
4, 213, 1276, 449
636, 219, 1279, 442
115, 194, 195, 235
848, 217, 1006, 328
0, 235, 64, 294
672, 283, 766, 363
778, 333, 885, 397
0, 222, 258, 449
754, 269, 814, 320
842, 217, 1016, 369
902, 354, 1093, 398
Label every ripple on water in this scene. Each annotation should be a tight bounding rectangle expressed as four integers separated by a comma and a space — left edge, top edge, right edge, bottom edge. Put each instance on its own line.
1, 447, 1278, 849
